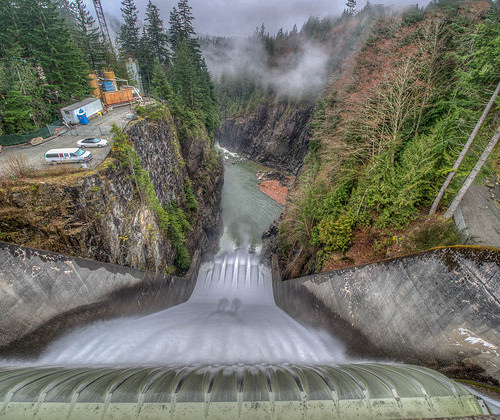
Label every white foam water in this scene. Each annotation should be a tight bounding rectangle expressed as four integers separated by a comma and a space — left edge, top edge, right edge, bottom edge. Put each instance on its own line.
30, 250, 347, 367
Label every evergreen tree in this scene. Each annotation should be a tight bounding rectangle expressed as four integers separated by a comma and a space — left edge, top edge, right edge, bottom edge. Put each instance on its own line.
0, 0, 89, 133
54, 0, 78, 30
177, 0, 196, 39
0, 45, 50, 134
144, 0, 170, 65
168, 7, 183, 52
170, 38, 198, 108
70, 0, 107, 69
137, 28, 155, 93
17, 0, 89, 101
151, 59, 174, 103
118, 0, 140, 59
166, 0, 218, 134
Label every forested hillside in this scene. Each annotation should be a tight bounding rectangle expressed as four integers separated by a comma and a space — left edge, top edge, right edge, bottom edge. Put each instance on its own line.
0, 0, 217, 138
0, 0, 92, 134
274, 0, 500, 277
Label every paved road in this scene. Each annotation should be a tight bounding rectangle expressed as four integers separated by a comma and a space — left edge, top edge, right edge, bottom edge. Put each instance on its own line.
460, 180, 500, 246
0, 106, 132, 175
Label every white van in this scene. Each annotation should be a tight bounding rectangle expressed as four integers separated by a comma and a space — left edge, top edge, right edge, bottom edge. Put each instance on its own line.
44, 148, 93, 164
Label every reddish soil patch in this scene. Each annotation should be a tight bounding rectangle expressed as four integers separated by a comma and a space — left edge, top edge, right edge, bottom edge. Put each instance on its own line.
258, 180, 287, 205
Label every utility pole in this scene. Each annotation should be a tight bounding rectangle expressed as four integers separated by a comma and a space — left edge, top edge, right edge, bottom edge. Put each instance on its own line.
429, 79, 500, 215
444, 125, 500, 219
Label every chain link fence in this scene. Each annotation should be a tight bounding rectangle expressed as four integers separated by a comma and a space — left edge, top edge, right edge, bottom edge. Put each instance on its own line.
68, 119, 129, 139
68, 125, 113, 138
0, 119, 66, 146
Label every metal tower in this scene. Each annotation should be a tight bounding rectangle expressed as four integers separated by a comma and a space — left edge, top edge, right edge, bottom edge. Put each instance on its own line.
92, 0, 112, 48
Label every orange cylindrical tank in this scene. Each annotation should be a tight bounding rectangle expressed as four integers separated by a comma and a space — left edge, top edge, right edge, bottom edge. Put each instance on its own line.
88, 73, 100, 97
103, 70, 118, 91
103, 70, 115, 80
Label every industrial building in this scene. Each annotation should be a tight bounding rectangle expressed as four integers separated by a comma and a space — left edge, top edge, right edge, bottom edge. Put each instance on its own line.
60, 97, 103, 125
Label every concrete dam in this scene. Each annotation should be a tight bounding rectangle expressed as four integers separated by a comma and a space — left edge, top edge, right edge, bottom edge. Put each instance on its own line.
0, 159, 498, 418
0, 241, 498, 418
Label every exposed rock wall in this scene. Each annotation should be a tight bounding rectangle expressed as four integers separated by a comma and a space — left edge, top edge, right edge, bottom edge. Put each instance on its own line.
217, 101, 314, 174
127, 114, 223, 256
0, 241, 200, 352
0, 109, 223, 272
273, 246, 500, 384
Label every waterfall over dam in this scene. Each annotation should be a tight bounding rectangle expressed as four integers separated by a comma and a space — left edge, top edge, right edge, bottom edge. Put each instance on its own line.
0, 155, 497, 418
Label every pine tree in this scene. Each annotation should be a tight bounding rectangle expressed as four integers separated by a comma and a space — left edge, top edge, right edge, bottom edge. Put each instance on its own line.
169, 7, 183, 52
151, 59, 174, 103
137, 28, 155, 93
54, 0, 77, 30
0, 0, 19, 59
118, 0, 140, 59
70, 0, 107, 69
177, 0, 196, 39
0, 45, 49, 134
17, 0, 89, 102
171, 38, 198, 108
144, 0, 170, 65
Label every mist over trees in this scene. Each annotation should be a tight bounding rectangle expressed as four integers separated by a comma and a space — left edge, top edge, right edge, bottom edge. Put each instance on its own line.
203, 1, 386, 118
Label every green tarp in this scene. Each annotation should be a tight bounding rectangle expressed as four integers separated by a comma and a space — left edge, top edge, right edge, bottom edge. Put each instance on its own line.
0, 119, 64, 146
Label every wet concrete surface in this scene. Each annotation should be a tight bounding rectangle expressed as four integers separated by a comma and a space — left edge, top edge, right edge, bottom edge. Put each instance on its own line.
0, 241, 200, 356
273, 246, 500, 384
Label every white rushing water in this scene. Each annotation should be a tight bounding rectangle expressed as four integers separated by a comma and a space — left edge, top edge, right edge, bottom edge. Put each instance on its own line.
3, 152, 348, 368
33, 250, 347, 367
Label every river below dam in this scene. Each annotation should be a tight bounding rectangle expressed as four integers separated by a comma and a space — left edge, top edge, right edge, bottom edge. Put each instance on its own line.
0, 150, 348, 368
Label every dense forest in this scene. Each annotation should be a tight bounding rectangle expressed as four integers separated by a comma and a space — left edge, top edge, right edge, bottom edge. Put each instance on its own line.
274, 0, 500, 276
0, 0, 217, 137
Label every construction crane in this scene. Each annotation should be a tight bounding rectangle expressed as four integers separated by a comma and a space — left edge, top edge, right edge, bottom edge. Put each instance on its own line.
92, 0, 113, 49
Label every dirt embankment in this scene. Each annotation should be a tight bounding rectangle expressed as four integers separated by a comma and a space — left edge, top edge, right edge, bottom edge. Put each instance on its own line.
256, 170, 294, 205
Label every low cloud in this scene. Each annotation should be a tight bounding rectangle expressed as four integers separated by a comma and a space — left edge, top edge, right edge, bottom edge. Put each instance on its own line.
203, 37, 330, 98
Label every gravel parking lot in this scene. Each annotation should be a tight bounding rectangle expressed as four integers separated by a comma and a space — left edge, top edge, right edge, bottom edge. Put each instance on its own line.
0, 106, 132, 176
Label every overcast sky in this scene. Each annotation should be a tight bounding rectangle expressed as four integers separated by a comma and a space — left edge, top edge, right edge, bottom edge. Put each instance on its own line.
90, 0, 429, 38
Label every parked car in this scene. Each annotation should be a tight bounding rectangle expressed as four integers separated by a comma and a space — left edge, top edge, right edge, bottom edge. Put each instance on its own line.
77, 137, 109, 148
45, 148, 92, 164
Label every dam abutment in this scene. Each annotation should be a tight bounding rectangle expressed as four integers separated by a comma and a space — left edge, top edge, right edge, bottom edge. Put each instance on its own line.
272, 246, 500, 384
0, 241, 201, 356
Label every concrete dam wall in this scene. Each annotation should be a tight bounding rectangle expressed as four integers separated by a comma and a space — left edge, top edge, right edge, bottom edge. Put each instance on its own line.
0, 241, 199, 355
273, 246, 500, 383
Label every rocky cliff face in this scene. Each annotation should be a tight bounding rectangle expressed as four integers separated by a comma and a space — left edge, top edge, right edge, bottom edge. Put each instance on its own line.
217, 100, 314, 174
0, 108, 223, 273
127, 113, 223, 257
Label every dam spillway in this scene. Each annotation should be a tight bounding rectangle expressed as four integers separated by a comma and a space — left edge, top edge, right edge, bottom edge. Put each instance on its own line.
26, 251, 346, 367
0, 364, 486, 419
0, 155, 497, 418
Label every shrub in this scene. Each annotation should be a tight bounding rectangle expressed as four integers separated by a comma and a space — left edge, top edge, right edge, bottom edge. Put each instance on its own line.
4, 153, 32, 178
